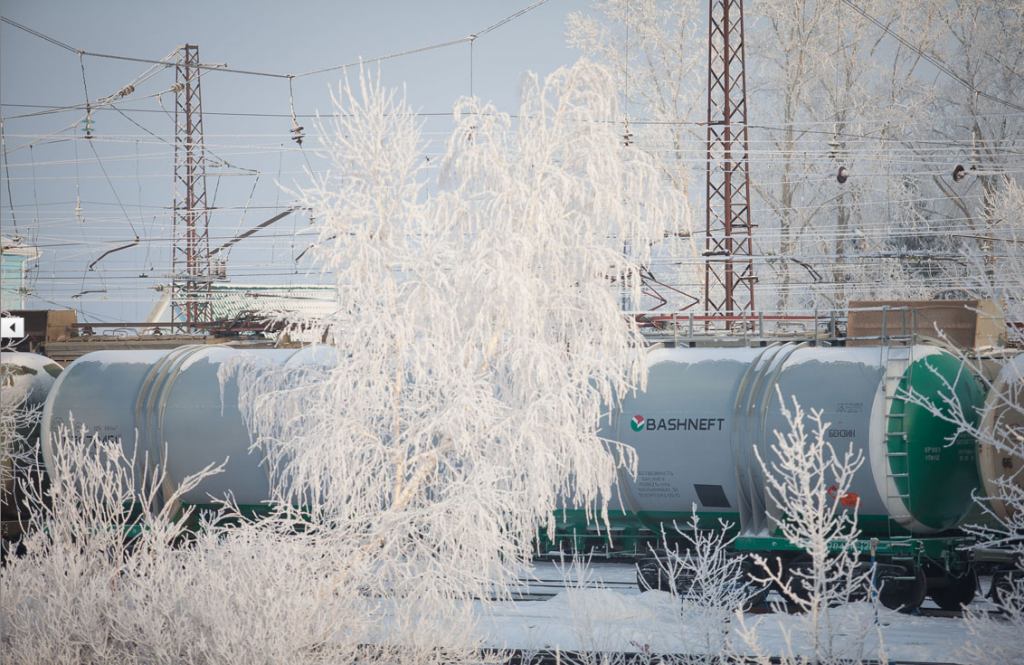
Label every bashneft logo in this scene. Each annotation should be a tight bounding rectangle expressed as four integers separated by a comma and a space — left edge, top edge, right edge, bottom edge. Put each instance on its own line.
630, 415, 727, 432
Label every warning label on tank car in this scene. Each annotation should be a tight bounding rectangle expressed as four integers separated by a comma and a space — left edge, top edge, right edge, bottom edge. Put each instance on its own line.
827, 484, 862, 507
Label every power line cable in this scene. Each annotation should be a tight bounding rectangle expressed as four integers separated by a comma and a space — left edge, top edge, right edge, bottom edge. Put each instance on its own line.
839, 0, 1024, 114
0, 16, 78, 53
294, 0, 551, 78
2, 2, 552, 83
0, 121, 19, 236
294, 38, 471, 79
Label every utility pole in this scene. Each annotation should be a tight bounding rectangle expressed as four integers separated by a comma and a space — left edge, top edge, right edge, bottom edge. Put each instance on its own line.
704, 0, 756, 317
171, 44, 213, 333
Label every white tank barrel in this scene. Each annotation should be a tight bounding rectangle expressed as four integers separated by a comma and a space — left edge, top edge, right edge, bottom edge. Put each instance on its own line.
42, 343, 986, 536
41, 345, 302, 508
602, 344, 984, 536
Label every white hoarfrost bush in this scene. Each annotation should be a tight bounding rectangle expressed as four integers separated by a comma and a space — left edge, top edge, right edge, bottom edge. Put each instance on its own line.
0, 377, 38, 516
223, 62, 681, 655
0, 427, 377, 664
644, 513, 759, 663
735, 391, 883, 665
1, 348, 53, 520
1, 426, 204, 664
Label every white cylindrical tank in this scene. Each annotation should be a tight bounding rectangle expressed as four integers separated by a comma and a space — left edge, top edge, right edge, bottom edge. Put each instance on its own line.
602, 344, 984, 536
977, 353, 1024, 522
42, 342, 987, 536
41, 345, 303, 509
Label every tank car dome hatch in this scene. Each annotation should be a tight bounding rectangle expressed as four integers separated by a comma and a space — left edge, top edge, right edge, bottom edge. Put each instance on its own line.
977, 353, 1024, 523
601, 344, 985, 538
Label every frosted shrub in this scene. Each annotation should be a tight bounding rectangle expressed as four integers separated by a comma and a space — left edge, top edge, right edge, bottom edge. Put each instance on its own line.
734, 392, 883, 665
0, 426, 214, 664
0, 349, 48, 522
0, 385, 39, 516
634, 512, 758, 662
0, 426, 392, 665
673, 514, 758, 660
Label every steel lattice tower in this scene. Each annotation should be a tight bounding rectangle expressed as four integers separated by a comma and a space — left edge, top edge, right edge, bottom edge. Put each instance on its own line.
704, 0, 756, 317
171, 44, 213, 332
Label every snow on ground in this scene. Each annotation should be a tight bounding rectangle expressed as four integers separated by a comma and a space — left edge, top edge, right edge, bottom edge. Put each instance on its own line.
471, 561, 991, 664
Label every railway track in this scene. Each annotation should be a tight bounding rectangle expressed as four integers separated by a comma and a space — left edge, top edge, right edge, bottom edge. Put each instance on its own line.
508, 575, 1006, 621
349, 644, 969, 665
497, 649, 967, 665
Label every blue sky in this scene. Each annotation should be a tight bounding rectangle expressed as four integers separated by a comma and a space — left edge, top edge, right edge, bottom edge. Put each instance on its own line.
1, 1, 593, 322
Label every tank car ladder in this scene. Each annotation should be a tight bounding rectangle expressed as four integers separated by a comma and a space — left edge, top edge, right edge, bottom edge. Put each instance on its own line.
882, 344, 919, 574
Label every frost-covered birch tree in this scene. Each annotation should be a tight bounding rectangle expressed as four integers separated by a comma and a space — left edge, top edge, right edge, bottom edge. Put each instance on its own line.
229, 61, 681, 651
917, 0, 1024, 301
566, 0, 705, 310
747, 0, 948, 311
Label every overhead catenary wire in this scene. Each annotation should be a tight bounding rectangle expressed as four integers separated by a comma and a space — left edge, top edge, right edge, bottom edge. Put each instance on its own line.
3, 9, 1020, 320
6, 101, 1023, 128
839, 0, 1024, 114
0, 120, 19, 236
1, 2, 552, 82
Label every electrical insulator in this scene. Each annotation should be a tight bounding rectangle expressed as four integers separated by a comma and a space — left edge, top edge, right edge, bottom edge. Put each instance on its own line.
291, 121, 305, 146
82, 115, 95, 139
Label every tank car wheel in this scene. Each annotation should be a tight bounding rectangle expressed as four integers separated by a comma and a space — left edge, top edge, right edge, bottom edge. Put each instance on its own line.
990, 571, 1023, 612
637, 555, 668, 592
782, 554, 815, 604
736, 556, 769, 612
879, 566, 927, 613
929, 571, 977, 611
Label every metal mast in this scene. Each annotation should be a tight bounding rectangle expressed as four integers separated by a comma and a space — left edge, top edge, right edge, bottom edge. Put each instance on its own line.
704, 0, 755, 317
171, 44, 213, 333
